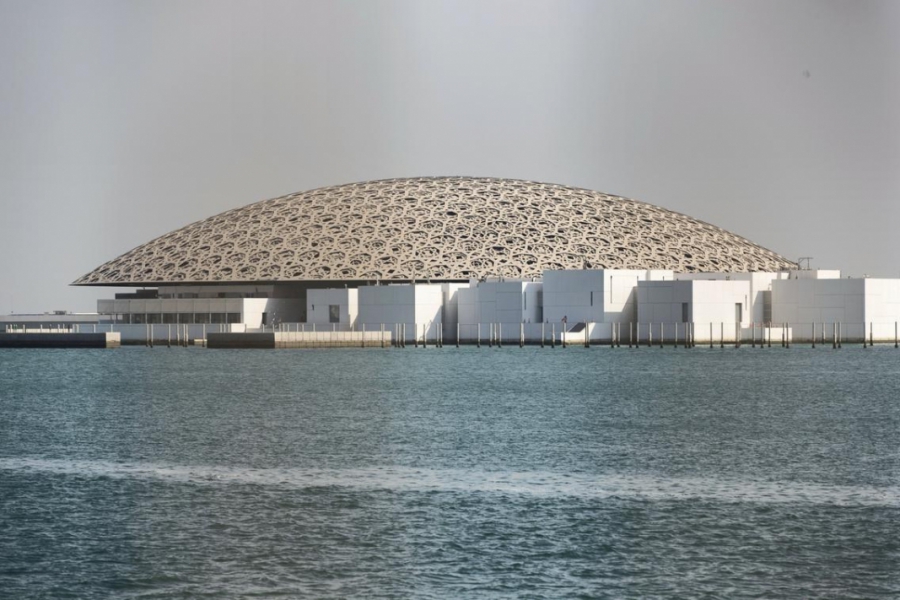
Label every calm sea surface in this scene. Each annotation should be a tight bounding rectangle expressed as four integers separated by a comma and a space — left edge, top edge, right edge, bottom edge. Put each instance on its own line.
1, 346, 898, 598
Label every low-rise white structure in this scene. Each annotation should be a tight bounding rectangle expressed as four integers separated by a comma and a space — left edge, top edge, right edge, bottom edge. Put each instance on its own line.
306, 288, 358, 329
772, 277, 900, 342
637, 279, 751, 343
357, 283, 445, 343
86, 267, 900, 345
457, 280, 543, 342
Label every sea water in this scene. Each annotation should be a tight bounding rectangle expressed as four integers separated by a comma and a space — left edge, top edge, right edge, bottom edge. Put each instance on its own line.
1, 347, 898, 598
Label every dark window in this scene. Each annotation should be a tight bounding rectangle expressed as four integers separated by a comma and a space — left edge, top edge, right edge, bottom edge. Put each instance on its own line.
226, 313, 241, 324
329, 305, 340, 323
682, 303, 689, 323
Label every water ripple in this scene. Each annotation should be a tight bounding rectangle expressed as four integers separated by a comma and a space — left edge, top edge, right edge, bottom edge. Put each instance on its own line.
2, 457, 898, 507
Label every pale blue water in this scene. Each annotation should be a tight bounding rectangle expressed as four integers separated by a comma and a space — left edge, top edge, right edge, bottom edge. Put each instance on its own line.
1, 347, 898, 598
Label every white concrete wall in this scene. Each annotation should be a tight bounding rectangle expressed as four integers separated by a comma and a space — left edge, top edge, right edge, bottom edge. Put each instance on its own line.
772, 277, 900, 341
543, 270, 671, 339
771, 278, 866, 340
864, 279, 900, 342
357, 284, 445, 342
306, 288, 358, 327
442, 282, 471, 341
454, 280, 543, 342
637, 279, 750, 342
674, 271, 791, 325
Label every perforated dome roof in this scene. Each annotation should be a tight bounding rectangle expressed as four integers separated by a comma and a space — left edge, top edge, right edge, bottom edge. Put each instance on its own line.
73, 177, 795, 285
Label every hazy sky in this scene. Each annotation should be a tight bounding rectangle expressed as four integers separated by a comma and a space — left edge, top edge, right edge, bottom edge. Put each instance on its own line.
1, 0, 898, 314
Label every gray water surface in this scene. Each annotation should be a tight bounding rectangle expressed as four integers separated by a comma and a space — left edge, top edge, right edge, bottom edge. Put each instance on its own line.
1, 347, 898, 598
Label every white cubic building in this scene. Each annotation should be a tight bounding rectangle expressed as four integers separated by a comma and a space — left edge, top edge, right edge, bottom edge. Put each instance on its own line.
637, 279, 751, 343
457, 280, 543, 342
542, 269, 673, 341
306, 288, 358, 329
357, 283, 445, 343
772, 277, 900, 342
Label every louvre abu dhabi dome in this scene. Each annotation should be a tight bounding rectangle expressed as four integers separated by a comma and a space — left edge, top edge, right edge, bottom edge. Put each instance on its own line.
74, 177, 795, 286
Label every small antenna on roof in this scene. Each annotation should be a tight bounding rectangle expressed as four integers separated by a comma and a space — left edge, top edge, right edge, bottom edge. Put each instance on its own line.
798, 257, 813, 270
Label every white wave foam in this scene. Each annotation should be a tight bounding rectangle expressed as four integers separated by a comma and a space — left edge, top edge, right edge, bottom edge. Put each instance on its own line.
1, 457, 897, 507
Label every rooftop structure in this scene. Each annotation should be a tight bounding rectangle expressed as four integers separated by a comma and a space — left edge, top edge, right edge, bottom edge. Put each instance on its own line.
73, 177, 796, 287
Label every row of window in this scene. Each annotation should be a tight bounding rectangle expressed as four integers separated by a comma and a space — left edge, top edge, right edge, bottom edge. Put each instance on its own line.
110, 313, 242, 324
157, 292, 269, 299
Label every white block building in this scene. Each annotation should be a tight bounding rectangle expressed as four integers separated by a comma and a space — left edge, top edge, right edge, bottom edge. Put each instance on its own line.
457, 280, 543, 342
637, 279, 751, 343
306, 288, 358, 329
357, 284, 445, 342
772, 277, 900, 342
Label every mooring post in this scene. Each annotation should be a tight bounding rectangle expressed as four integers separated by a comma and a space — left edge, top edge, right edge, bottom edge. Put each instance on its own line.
520, 322, 524, 348
786, 323, 790, 348
649, 322, 653, 347
720, 322, 724, 349
629, 322, 633, 348
838, 322, 842, 348
167, 324, 171, 348
674, 322, 678, 348
896, 321, 898, 349
870, 321, 873, 348
457, 323, 460, 348
498, 323, 502, 348
551, 323, 555, 348
833, 322, 837, 349
709, 323, 713, 349
812, 322, 815, 348
585, 323, 589, 348
562, 324, 566, 349
541, 322, 545, 348
477, 323, 481, 348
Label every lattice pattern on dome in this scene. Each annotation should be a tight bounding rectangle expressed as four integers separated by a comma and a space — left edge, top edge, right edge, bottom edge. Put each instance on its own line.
73, 177, 796, 285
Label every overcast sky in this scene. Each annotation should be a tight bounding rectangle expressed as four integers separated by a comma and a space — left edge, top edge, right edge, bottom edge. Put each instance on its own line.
1, 0, 898, 314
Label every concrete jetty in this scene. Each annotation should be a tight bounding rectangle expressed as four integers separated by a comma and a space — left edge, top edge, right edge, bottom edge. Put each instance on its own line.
0, 332, 120, 348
